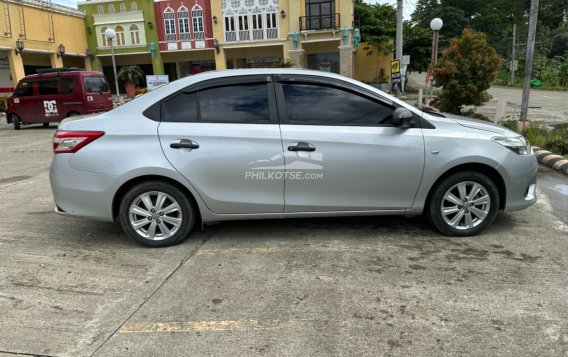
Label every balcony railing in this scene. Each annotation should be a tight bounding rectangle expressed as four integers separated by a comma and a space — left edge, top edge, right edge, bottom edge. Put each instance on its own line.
299, 13, 340, 31
194, 31, 205, 40
179, 32, 190, 41
266, 28, 277, 39
225, 31, 236, 42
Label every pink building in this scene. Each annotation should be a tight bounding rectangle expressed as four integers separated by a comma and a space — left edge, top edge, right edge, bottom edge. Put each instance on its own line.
154, 0, 215, 78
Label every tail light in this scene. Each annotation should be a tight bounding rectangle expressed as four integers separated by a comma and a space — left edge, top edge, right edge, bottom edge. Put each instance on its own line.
53, 131, 105, 154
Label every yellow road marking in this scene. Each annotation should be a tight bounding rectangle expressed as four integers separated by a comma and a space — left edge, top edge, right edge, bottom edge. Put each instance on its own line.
120, 319, 311, 333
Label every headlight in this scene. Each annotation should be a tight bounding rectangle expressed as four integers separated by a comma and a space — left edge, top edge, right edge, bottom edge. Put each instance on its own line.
492, 136, 531, 155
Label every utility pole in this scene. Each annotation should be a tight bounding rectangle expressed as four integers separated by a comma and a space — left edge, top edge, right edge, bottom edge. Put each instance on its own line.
521, 0, 539, 123
511, 24, 516, 85
396, 0, 403, 93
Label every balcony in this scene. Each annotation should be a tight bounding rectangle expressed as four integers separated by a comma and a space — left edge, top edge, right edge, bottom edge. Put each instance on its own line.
299, 13, 340, 31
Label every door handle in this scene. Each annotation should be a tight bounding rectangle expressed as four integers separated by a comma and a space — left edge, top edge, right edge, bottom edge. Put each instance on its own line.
170, 139, 199, 149
288, 142, 316, 152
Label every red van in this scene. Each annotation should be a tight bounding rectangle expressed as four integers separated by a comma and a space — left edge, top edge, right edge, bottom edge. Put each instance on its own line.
6, 68, 113, 130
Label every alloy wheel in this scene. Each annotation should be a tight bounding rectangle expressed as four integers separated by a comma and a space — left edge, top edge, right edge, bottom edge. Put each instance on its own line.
128, 191, 182, 240
441, 181, 491, 230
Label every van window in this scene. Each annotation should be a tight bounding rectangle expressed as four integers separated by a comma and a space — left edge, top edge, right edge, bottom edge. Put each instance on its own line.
16, 82, 34, 97
61, 79, 75, 94
84, 77, 110, 93
38, 80, 59, 96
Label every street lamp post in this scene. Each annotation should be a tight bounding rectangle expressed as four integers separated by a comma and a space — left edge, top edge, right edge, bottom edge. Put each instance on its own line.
104, 28, 120, 96
427, 18, 443, 105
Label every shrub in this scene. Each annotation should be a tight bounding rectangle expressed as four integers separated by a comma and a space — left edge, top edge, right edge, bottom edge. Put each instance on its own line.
0, 98, 6, 113
523, 121, 549, 148
433, 29, 501, 114
117, 65, 144, 85
500, 119, 518, 132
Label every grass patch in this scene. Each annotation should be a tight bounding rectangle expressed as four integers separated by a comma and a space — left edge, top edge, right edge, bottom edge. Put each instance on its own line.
500, 120, 568, 155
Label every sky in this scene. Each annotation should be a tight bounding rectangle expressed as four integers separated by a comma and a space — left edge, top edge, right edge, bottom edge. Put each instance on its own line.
52, 0, 417, 19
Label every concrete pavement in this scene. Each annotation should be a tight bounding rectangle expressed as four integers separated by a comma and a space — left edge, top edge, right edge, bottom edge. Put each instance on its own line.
1, 121, 568, 357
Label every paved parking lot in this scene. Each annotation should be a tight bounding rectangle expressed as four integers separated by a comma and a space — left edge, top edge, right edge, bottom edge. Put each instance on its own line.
1, 121, 568, 357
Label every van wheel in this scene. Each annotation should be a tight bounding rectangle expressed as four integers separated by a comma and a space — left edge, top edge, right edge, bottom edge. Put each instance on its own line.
11, 115, 20, 130
43, 122, 49, 128
67, 112, 80, 117
118, 181, 196, 247
427, 171, 499, 237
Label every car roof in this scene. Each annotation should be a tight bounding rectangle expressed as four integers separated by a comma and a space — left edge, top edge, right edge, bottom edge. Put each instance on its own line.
20, 70, 103, 81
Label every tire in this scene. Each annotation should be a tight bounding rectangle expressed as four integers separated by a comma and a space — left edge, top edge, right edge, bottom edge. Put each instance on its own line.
12, 114, 20, 130
43, 122, 49, 128
119, 181, 195, 247
427, 171, 499, 237
67, 112, 80, 117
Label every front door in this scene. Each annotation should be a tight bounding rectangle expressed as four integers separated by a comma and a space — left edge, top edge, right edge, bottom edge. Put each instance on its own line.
158, 76, 285, 214
275, 77, 425, 212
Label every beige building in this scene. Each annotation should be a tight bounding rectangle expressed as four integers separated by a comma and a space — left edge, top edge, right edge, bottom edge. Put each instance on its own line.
210, 0, 356, 78
0, 0, 90, 93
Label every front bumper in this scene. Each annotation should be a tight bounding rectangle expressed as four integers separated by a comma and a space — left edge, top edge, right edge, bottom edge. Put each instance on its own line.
499, 152, 538, 212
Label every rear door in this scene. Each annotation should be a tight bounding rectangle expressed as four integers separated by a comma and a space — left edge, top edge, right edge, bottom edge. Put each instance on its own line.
83, 75, 113, 113
37, 78, 64, 122
158, 75, 285, 214
275, 75, 425, 212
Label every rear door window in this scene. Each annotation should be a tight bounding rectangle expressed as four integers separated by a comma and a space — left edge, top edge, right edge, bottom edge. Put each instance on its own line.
60, 78, 75, 94
16, 81, 34, 97
199, 84, 270, 123
84, 77, 110, 93
38, 80, 59, 96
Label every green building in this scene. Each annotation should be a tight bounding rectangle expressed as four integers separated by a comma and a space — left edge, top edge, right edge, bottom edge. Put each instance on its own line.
78, 0, 164, 93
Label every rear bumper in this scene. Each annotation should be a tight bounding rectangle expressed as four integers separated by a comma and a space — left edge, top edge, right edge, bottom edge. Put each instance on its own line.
49, 154, 118, 221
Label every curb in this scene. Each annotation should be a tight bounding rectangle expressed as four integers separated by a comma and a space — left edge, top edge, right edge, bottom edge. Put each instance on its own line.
533, 147, 568, 176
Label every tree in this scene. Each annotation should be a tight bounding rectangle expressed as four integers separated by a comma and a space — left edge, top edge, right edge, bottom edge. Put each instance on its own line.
404, 23, 433, 72
433, 29, 501, 113
354, 0, 396, 41
411, 0, 441, 27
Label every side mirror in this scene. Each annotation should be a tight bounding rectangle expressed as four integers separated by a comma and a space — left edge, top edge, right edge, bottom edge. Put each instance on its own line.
392, 107, 414, 129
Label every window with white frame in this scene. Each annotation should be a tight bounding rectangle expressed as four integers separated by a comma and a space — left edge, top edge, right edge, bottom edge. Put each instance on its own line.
109, 4, 115, 13
115, 25, 125, 45
97, 5, 104, 14
178, 7, 190, 41
164, 8, 176, 41
238, 15, 250, 41
191, 5, 204, 40
130, 24, 140, 44
266, 12, 277, 39
119, 3, 126, 13
251, 13, 263, 40
131, 2, 137, 11
224, 16, 236, 41
100, 26, 108, 47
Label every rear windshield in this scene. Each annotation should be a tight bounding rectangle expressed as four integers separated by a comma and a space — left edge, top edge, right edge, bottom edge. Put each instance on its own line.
84, 76, 110, 93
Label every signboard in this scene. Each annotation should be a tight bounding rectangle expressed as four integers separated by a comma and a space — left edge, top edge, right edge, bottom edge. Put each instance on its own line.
390, 59, 401, 92
146, 75, 169, 91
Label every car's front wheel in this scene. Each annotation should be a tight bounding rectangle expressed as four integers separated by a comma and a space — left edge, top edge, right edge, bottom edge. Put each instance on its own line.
119, 181, 195, 247
427, 171, 499, 236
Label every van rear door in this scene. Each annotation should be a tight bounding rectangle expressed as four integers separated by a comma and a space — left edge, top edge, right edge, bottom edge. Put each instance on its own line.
83, 76, 113, 113
37, 79, 64, 123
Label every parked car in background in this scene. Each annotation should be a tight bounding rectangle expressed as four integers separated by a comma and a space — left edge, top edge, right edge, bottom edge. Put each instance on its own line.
49, 69, 537, 247
6, 68, 113, 130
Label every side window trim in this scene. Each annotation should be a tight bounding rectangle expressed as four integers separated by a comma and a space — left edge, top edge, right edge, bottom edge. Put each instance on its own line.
274, 81, 397, 127
160, 76, 278, 124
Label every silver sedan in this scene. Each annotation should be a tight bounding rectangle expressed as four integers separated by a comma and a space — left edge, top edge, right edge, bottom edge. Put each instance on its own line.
49, 69, 537, 247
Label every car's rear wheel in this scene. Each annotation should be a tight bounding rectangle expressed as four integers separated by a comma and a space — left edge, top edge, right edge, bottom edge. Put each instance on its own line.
427, 171, 499, 236
119, 181, 195, 247
11, 115, 20, 130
